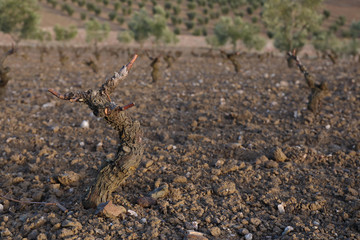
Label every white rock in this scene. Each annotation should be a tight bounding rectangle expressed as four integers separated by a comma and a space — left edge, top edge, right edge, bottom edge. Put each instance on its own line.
140, 218, 147, 223
0, 203, 4, 212
277, 203, 285, 214
282, 226, 294, 235
325, 124, 331, 130
127, 210, 138, 217
80, 120, 90, 128
42, 101, 55, 108
245, 233, 253, 240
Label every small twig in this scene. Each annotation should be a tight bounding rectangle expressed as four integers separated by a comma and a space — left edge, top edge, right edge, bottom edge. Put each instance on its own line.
48, 88, 83, 102
0, 194, 68, 213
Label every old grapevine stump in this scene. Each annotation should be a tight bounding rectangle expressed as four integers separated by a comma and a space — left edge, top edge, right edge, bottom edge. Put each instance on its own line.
287, 50, 329, 115
49, 55, 144, 209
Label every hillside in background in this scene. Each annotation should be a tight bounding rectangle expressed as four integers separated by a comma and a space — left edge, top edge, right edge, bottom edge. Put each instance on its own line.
38, 0, 360, 32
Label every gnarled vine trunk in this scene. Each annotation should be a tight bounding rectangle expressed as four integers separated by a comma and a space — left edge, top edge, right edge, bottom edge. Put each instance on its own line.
49, 55, 143, 209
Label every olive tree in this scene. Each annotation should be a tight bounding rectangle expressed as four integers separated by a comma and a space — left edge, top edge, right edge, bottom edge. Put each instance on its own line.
0, 0, 44, 44
206, 16, 265, 51
312, 30, 342, 63
118, 7, 178, 47
85, 19, 110, 61
54, 25, 78, 66
263, 0, 323, 54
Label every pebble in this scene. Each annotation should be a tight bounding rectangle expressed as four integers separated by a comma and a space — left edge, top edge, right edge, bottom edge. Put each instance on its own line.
149, 184, 169, 199
127, 209, 138, 217
58, 228, 75, 238
239, 228, 249, 235
186, 230, 208, 240
265, 160, 279, 168
80, 120, 89, 128
245, 233, 253, 240
137, 196, 157, 208
95, 201, 126, 219
1, 228, 12, 237
282, 226, 294, 235
173, 176, 187, 183
27, 229, 38, 240
0, 203, 3, 212
209, 226, 221, 237
62, 219, 82, 230
185, 221, 198, 230
278, 203, 285, 214
250, 217, 262, 226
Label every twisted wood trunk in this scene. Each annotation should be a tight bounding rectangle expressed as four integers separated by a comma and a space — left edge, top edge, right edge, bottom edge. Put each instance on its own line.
49, 55, 143, 209
287, 51, 329, 115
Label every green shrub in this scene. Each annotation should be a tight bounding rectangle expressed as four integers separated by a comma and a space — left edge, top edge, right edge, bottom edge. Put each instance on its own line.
171, 16, 178, 25
202, 27, 207, 36
61, 4, 74, 16
78, 0, 85, 7
173, 6, 181, 15
94, 7, 101, 16
54, 25, 78, 41
117, 31, 133, 43
85, 19, 110, 44
80, 12, 87, 20
210, 12, 219, 19
207, 16, 265, 50
108, 11, 116, 21
86, 3, 95, 11
192, 28, 201, 36
185, 21, 194, 30
323, 9, 330, 19
335, 16, 346, 26
164, 2, 172, 10
221, 7, 229, 14
246, 6, 253, 15
187, 12, 196, 20
116, 16, 125, 25
114, 2, 120, 11
174, 27, 180, 35
187, 2, 196, 10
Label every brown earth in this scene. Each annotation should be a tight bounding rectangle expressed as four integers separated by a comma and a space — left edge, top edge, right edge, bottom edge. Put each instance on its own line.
0, 45, 359, 240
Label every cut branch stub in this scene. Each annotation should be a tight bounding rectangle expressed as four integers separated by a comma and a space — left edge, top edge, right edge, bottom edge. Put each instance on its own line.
48, 55, 144, 209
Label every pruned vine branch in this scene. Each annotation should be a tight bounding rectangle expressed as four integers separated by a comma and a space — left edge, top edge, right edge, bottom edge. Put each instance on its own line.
48, 55, 144, 209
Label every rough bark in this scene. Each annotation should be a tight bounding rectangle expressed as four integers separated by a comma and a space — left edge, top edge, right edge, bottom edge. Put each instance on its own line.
49, 55, 143, 209
288, 51, 329, 114
221, 50, 241, 73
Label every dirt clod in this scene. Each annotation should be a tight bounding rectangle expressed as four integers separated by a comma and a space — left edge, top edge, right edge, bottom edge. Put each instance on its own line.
213, 181, 237, 196
272, 147, 287, 162
57, 171, 80, 186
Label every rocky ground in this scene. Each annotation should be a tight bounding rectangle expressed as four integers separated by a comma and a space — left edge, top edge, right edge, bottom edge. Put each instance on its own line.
0, 45, 359, 239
